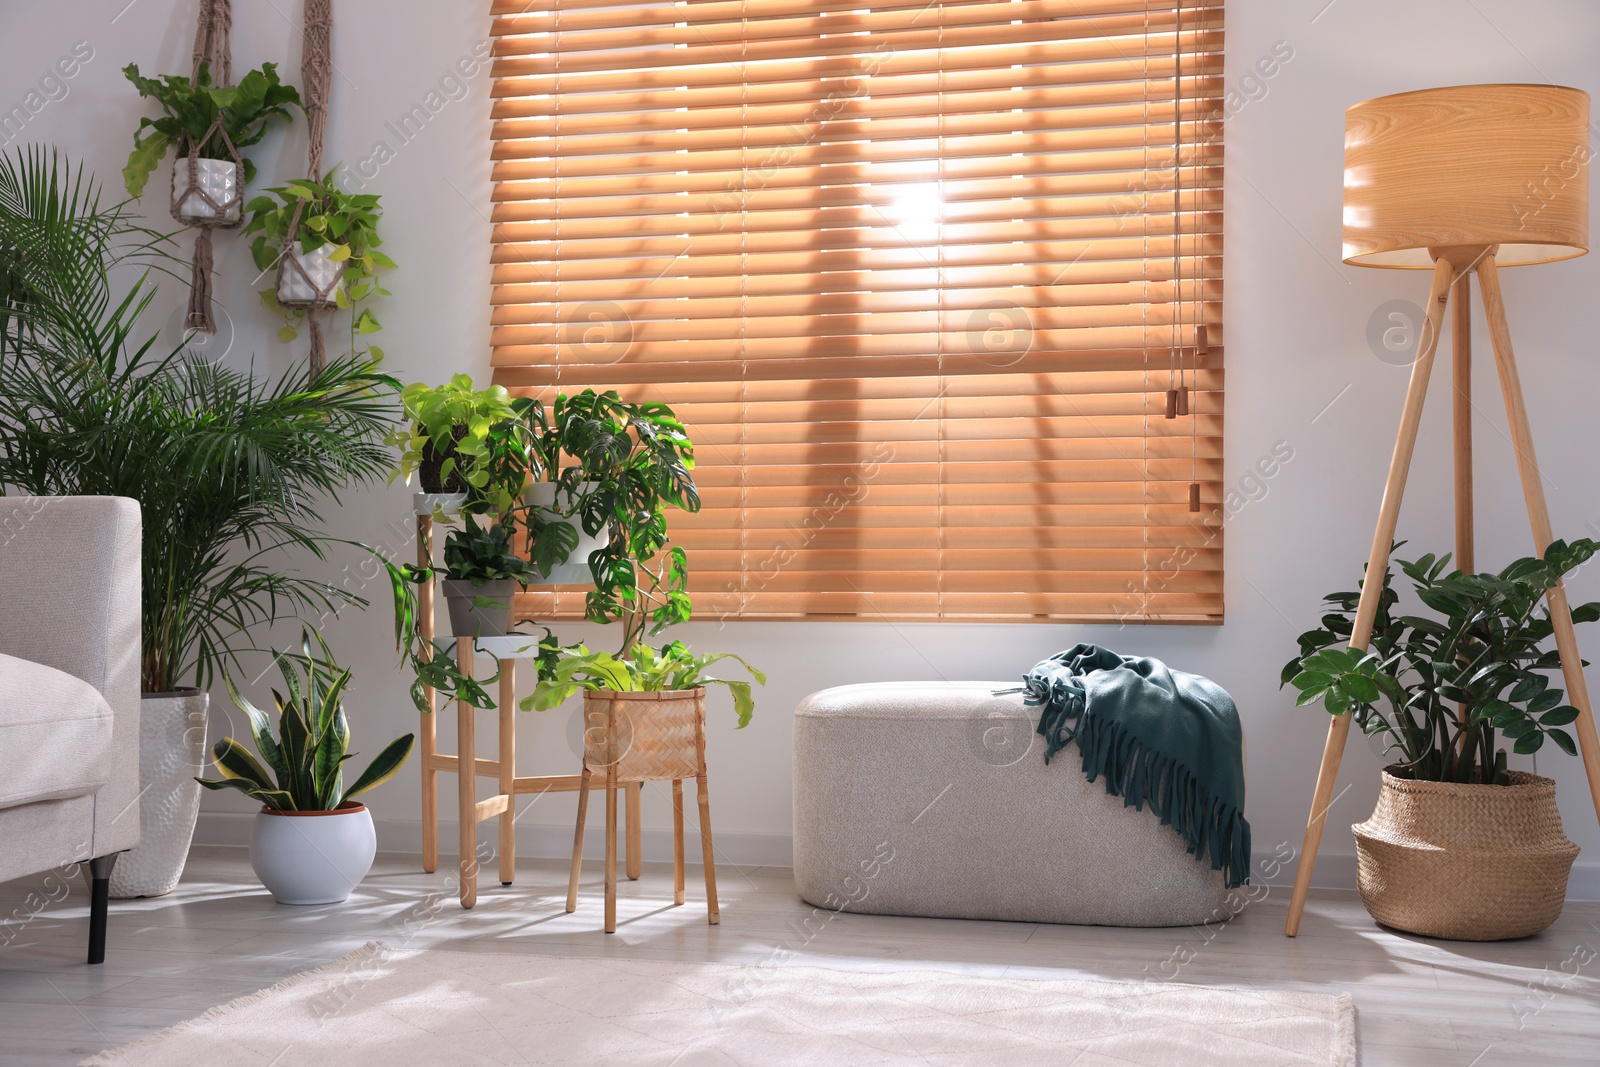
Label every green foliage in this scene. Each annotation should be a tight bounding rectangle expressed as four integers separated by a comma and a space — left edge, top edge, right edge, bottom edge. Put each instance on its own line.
1283, 540, 1600, 784
378, 553, 509, 715
523, 641, 765, 728
386, 376, 533, 516
0, 148, 398, 693
244, 168, 393, 343
443, 521, 539, 585
523, 389, 700, 650
122, 62, 301, 197
196, 631, 414, 811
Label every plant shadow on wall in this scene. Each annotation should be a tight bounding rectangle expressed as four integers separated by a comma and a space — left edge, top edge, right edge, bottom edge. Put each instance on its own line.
0, 147, 398, 896
1283, 540, 1597, 940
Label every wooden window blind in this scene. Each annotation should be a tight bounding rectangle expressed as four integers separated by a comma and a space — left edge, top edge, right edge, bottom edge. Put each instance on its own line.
488, 0, 1224, 623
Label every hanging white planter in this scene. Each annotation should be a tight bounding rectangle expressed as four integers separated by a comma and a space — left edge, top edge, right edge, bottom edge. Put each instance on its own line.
526, 480, 610, 585
276, 242, 346, 309
171, 158, 242, 226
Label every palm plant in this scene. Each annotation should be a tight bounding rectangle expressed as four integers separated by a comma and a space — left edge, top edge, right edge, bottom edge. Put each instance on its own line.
0, 147, 399, 693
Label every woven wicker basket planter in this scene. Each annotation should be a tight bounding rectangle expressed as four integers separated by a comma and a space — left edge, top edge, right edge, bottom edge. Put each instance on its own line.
582, 687, 706, 781
1353, 768, 1579, 941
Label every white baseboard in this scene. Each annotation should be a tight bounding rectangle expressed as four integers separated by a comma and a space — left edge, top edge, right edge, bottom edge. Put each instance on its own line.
195, 813, 1600, 900
193, 812, 796, 869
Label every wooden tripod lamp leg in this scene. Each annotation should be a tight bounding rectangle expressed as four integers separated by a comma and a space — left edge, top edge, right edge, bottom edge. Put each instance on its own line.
1285, 257, 1456, 936
1452, 272, 1475, 572
1478, 256, 1600, 828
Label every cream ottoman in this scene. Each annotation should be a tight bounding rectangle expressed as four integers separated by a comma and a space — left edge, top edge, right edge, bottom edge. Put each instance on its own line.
793, 681, 1234, 927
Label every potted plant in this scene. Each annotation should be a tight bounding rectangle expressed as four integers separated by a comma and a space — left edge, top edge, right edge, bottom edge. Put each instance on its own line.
525, 640, 764, 729
244, 168, 393, 341
388, 376, 531, 508
0, 148, 398, 897
197, 633, 414, 905
1283, 540, 1596, 940
523, 389, 698, 645
441, 521, 539, 637
122, 62, 301, 224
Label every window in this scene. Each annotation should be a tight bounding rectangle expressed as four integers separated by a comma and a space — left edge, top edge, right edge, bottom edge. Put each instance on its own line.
489, 0, 1224, 622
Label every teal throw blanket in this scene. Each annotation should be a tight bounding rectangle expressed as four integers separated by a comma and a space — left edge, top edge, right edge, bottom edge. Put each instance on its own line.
1010, 644, 1250, 888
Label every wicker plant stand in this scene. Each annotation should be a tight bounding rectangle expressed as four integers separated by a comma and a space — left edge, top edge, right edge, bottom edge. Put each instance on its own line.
566, 687, 719, 933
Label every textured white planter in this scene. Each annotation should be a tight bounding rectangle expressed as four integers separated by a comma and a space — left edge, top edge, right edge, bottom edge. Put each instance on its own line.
251, 802, 376, 905
170, 158, 241, 225
109, 690, 209, 898
526, 480, 609, 585
276, 242, 345, 307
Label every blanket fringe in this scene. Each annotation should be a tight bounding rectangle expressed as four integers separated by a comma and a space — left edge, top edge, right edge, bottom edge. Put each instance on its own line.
1035, 686, 1251, 888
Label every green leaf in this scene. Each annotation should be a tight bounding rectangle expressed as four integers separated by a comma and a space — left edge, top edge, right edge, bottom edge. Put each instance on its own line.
340, 733, 416, 804
122, 130, 172, 197
1541, 705, 1581, 726
1513, 731, 1546, 755
206, 737, 279, 794
277, 324, 298, 342
1341, 674, 1382, 703
1549, 728, 1578, 756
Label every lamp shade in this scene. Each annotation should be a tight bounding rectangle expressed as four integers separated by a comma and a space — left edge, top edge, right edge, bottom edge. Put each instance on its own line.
1343, 83, 1590, 268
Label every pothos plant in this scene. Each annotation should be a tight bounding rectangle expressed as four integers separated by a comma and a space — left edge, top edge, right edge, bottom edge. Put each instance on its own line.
244, 168, 393, 344
122, 62, 301, 197
387, 377, 533, 515
524, 389, 700, 651
523, 640, 765, 728
1283, 540, 1600, 785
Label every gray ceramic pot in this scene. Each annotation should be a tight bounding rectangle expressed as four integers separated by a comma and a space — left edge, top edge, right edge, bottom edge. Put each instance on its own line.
442, 578, 517, 637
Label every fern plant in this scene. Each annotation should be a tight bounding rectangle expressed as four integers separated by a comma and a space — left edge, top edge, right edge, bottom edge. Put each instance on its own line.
197, 632, 414, 811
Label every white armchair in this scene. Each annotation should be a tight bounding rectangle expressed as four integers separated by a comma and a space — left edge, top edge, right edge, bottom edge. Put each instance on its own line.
0, 496, 141, 963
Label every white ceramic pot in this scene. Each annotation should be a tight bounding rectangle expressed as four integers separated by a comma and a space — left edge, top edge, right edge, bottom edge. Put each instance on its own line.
525, 480, 609, 585
251, 802, 377, 905
109, 690, 209, 898
276, 242, 346, 307
171, 158, 241, 225
413, 491, 467, 516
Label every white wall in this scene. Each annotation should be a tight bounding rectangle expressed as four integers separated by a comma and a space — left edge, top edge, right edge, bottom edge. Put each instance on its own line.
5, 0, 1599, 895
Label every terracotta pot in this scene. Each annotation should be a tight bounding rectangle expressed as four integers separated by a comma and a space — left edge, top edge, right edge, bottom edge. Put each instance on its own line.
1353, 767, 1579, 940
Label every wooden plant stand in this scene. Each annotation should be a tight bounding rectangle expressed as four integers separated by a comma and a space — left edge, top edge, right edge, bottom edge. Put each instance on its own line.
1284, 251, 1600, 935
566, 687, 719, 933
413, 507, 643, 909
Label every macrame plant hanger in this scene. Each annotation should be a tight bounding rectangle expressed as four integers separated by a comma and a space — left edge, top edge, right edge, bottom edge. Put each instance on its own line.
179, 0, 239, 332
277, 0, 336, 372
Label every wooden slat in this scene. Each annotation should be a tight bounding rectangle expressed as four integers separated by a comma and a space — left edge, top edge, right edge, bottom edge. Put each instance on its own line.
489, 0, 1224, 624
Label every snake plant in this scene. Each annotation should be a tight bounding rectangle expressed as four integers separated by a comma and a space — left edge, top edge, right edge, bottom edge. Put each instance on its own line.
197, 631, 415, 811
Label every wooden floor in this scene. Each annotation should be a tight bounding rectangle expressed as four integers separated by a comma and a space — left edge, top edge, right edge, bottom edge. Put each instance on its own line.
1, 846, 1596, 1065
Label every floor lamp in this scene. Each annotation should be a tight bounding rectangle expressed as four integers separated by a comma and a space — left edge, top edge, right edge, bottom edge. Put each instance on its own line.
1284, 83, 1600, 936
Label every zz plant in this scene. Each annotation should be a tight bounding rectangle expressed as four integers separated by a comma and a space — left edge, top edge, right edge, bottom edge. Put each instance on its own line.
197, 632, 415, 811
1283, 540, 1600, 785
122, 62, 301, 196
244, 168, 394, 343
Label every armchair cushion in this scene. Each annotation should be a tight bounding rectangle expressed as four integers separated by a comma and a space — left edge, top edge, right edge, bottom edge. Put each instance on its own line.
0, 651, 114, 810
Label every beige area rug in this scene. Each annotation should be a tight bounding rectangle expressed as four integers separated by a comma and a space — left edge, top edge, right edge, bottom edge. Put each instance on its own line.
84, 942, 1355, 1066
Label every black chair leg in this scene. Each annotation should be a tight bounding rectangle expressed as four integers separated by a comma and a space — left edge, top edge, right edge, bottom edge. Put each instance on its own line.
86, 854, 118, 965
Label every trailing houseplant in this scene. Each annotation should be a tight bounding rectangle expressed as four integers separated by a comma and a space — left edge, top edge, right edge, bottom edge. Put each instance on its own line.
523, 389, 699, 648
122, 61, 301, 201
388, 376, 533, 504
1282, 540, 1596, 938
0, 147, 398, 897
197, 632, 414, 904
244, 168, 394, 343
